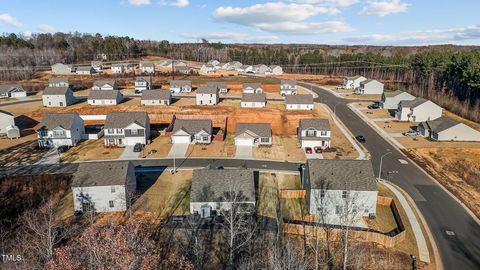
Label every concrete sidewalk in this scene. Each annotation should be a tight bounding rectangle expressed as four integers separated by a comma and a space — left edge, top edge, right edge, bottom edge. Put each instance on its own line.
34, 148, 60, 165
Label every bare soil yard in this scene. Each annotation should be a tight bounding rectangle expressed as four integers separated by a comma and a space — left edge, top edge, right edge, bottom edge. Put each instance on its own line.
363, 109, 394, 119
141, 135, 172, 158
1, 100, 44, 116
186, 140, 233, 158
253, 136, 306, 162
376, 120, 416, 134
396, 137, 480, 148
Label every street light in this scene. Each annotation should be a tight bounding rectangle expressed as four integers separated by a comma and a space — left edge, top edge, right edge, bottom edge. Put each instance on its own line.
378, 151, 392, 180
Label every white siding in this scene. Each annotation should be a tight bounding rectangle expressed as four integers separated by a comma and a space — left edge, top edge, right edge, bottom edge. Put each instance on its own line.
0, 114, 15, 134
241, 101, 265, 108
196, 93, 219, 105
286, 104, 314, 110
434, 124, 480, 141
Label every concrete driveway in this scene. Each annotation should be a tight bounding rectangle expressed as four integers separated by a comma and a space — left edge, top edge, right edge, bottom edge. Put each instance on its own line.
118, 146, 140, 160
305, 150, 324, 160
168, 143, 189, 158
235, 145, 253, 159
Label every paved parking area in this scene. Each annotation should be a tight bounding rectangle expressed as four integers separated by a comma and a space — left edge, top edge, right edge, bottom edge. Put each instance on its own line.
305, 152, 324, 159
168, 143, 189, 158
235, 145, 253, 159
118, 146, 140, 160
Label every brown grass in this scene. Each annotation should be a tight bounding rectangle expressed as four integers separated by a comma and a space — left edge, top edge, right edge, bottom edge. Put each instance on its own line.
376, 121, 416, 134
141, 135, 172, 158
0, 100, 44, 116
186, 139, 233, 158
0, 140, 47, 166
61, 139, 123, 162
396, 137, 480, 148
363, 109, 393, 119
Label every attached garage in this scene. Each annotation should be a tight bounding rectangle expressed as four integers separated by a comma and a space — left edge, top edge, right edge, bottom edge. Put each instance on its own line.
172, 135, 191, 144
235, 137, 254, 146
301, 140, 321, 148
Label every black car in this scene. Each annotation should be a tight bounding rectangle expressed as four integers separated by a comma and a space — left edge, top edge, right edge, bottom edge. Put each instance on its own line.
133, 143, 144, 152
355, 135, 366, 143
368, 103, 380, 109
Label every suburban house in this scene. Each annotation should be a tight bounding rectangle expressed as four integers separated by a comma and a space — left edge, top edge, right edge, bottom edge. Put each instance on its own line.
196, 86, 219, 106
190, 169, 256, 218
37, 112, 85, 148
91, 61, 103, 71
243, 83, 263, 94
76, 66, 95, 75
253, 64, 269, 74
72, 161, 136, 213
342, 75, 366, 90
0, 110, 18, 139
92, 80, 118, 91
171, 119, 212, 144
239, 65, 253, 73
42, 87, 76, 107
234, 123, 272, 147
304, 159, 378, 227
241, 93, 266, 108
141, 90, 172, 106
395, 97, 442, 122
285, 94, 314, 110
0, 84, 27, 98
176, 66, 191, 74
207, 59, 220, 66
111, 63, 126, 73
280, 80, 297, 96
135, 76, 151, 93
87, 90, 123, 105
48, 77, 69, 88
225, 61, 242, 70
200, 64, 216, 74
418, 117, 480, 142
380, 90, 416, 109
104, 112, 150, 147
207, 82, 228, 93
169, 80, 192, 93
354, 79, 384, 95
298, 119, 331, 149
51, 63, 74, 74
269, 65, 283, 75
139, 61, 155, 73
215, 63, 226, 70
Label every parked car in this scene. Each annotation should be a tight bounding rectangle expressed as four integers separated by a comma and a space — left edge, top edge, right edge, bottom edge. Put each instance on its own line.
133, 143, 144, 152
305, 147, 313, 154
403, 130, 419, 137
368, 103, 380, 109
314, 147, 323, 154
57, 145, 69, 153
355, 135, 366, 143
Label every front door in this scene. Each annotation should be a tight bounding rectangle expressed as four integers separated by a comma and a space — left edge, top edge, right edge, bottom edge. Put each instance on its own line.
201, 204, 212, 218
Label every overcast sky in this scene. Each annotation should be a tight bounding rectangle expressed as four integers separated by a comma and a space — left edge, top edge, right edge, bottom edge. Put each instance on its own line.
0, 0, 479, 45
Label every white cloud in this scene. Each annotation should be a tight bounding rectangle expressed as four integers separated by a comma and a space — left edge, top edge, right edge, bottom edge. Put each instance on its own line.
170, 0, 189, 8
344, 25, 480, 45
290, 0, 359, 7
257, 21, 353, 35
37, 24, 56, 33
0, 13, 22, 28
127, 0, 151, 6
359, 0, 409, 17
181, 32, 278, 43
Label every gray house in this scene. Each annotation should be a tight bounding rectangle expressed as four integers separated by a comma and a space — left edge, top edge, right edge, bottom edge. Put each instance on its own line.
48, 77, 69, 88
190, 169, 256, 218
298, 119, 331, 149
92, 80, 118, 91
91, 61, 103, 71
141, 90, 171, 106
0, 84, 27, 98
418, 117, 480, 142
355, 79, 384, 95
176, 66, 191, 74
171, 119, 212, 144
37, 112, 85, 148
51, 63, 74, 74
135, 76, 151, 93
285, 94, 314, 110
196, 86, 219, 105
395, 98, 442, 122
170, 80, 192, 93
280, 80, 297, 96
234, 123, 272, 147
76, 66, 95, 75
207, 82, 228, 93
139, 61, 155, 74
380, 91, 416, 110
42, 87, 76, 107
241, 93, 266, 108
104, 112, 150, 146
243, 83, 263, 94
87, 90, 123, 105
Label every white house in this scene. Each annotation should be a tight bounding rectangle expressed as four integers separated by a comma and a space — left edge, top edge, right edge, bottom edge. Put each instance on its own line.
196, 86, 219, 106
225, 61, 242, 70
51, 63, 74, 74
418, 117, 480, 142
135, 76, 151, 93
241, 93, 266, 108
239, 65, 253, 73
341, 75, 366, 90
104, 112, 150, 147
92, 80, 118, 91
354, 79, 384, 95
141, 90, 171, 106
207, 82, 228, 93
0, 110, 16, 137
111, 63, 126, 73
87, 90, 123, 106
176, 66, 191, 75
285, 94, 314, 110
190, 169, 256, 218
380, 91, 416, 110
42, 87, 76, 107
200, 64, 216, 74
243, 83, 263, 94
234, 123, 272, 147
48, 77, 69, 88
37, 112, 85, 148
305, 159, 378, 227
91, 61, 103, 72
253, 64, 269, 74
269, 65, 283, 75
0, 84, 27, 98
395, 97, 442, 122
207, 59, 220, 67
139, 61, 155, 74
280, 80, 297, 96
76, 66, 95, 75
72, 161, 136, 213
171, 119, 212, 144
298, 119, 331, 149
170, 80, 192, 93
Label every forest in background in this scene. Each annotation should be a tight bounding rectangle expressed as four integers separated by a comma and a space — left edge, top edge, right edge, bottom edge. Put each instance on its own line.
1, 32, 479, 122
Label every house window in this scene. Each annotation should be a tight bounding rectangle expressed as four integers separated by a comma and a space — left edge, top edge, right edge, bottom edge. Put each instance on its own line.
342, 191, 348, 199
108, 129, 114, 134
131, 129, 139, 135
111, 187, 116, 193
116, 129, 122, 134
109, 201, 114, 208
306, 130, 316, 137
320, 189, 325, 198
260, 137, 270, 143
202, 136, 209, 141
335, 205, 342, 215
320, 131, 327, 136
53, 130, 65, 137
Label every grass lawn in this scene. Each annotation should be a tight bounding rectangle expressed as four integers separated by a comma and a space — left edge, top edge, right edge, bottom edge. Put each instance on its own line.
1, 100, 44, 116
56, 191, 74, 220
0, 140, 47, 167
258, 173, 302, 218
365, 203, 398, 233
61, 139, 123, 162
363, 109, 393, 119
376, 121, 416, 134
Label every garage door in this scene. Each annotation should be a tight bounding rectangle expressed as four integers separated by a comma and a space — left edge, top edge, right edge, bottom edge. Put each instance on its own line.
235, 138, 253, 146
10, 92, 26, 98
301, 140, 320, 148
172, 135, 191, 144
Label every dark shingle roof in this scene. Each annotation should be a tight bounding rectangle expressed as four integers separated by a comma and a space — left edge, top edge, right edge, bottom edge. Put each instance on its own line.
170, 80, 191, 87
141, 90, 171, 100
241, 93, 266, 103
140, 61, 154, 67
190, 169, 255, 202
43, 86, 70, 95
0, 84, 24, 95
383, 90, 404, 98
281, 79, 296, 86
308, 160, 376, 191
285, 94, 313, 105
196, 86, 218, 94
77, 66, 93, 72
299, 119, 330, 131
172, 119, 212, 135
235, 123, 272, 138
38, 112, 79, 130
48, 77, 68, 84
345, 75, 365, 80
88, 90, 121, 100
421, 117, 460, 133
400, 97, 428, 108
243, 83, 262, 90
207, 81, 227, 88
93, 80, 116, 87
104, 112, 149, 129
72, 161, 133, 187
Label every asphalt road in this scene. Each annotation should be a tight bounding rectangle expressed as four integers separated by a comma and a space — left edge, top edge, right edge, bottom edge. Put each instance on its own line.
300, 82, 480, 270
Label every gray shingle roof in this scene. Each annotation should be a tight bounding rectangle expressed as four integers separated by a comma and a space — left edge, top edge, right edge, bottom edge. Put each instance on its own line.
207, 81, 227, 88
72, 161, 133, 187
88, 90, 121, 100
0, 84, 24, 95
190, 169, 255, 202
241, 93, 266, 103
43, 86, 70, 95
141, 90, 171, 100
299, 119, 330, 131
235, 123, 271, 138
170, 80, 191, 87
196, 86, 218, 94
77, 66, 94, 72
285, 94, 313, 105
104, 112, 149, 129
38, 112, 79, 130
383, 90, 405, 97
93, 80, 116, 87
136, 76, 151, 84
400, 97, 428, 108
48, 77, 68, 84
281, 79, 296, 86
172, 119, 212, 135
345, 75, 365, 80
140, 61, 154, 67
308, 160, 377, 191
420, 117, 460, 133
243, 83, 262, 90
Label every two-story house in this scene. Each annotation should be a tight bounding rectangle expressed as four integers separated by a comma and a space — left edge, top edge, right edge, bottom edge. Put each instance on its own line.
51, 63, 74, 74
285, 94, 314, 110
139, 61, 155, 74
111, 63, 126, 73
134, 76, 151, 93
0, 84, 27, 98
354, 79, 384, 95
42, 86, 76, 107
395, 97, 442, 122
76, 66, 95, 75
92, 80, 118, 91
170, 80, 192, 93
48, 77, 69, 88
341, 75, 366, 90
243, 83, 263, 94
141, 90, 172, 106
241, 93, 266, 108
37, 112, 85, 148
0, 110, 17, 138
269, 65, 283, 75
234, 123, 272, 147
87, 90, 123, 105
171, 119, 212, 144
91, 61, 103, 72
380, 90, 416, 109
200, 64, 216, 74
104, 112, 150, 147
298, 119, 331, 149
207, 82, 228, 93
196, 86, 219, 105
280, 80, 297, 96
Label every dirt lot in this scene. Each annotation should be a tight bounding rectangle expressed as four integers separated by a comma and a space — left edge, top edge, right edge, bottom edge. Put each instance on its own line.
396, 137, 480, 149
186, 139, 234, 158
61, 139, 123, 162
341, 93, 382, 101
141, 135, 172, 158
376, 120, 416, 134
253, 136, 306, 162
363, 109, 394, 119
